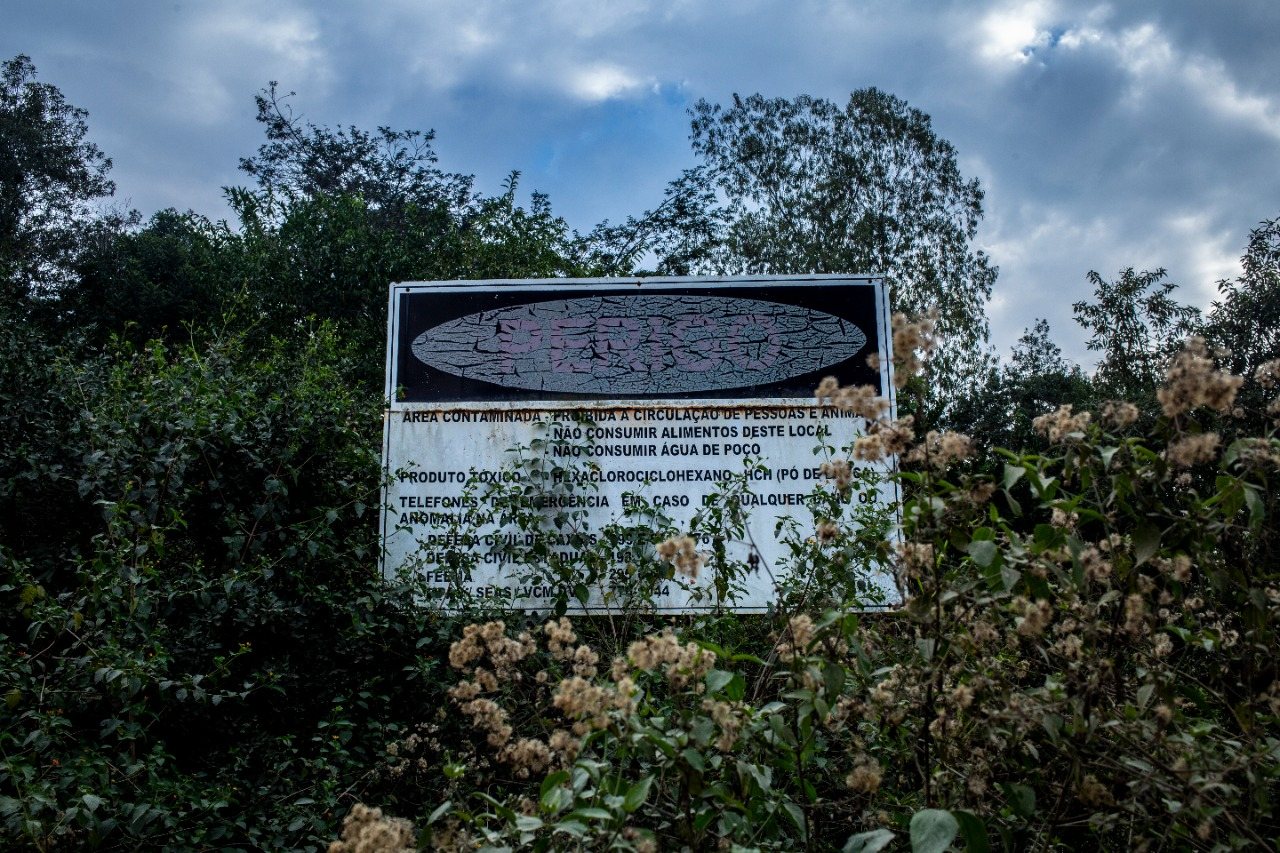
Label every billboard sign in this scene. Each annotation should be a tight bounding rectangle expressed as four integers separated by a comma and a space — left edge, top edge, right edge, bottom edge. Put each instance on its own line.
381, 275, 898, 611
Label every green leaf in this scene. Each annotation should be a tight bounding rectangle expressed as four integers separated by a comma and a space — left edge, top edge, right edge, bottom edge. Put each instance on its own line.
1000, 564, 1021, 592
427, 801, 452, 824
1000, 782, 1036, 818
967, 540, 997, 568
694, 808, 719, 833
768, 713, 798, 747
514, 815, 543, 831
910, 809, 959, 853
823, 662, 846, 696
705, 669, 734, 695
952, 809, 991, 853
541, 771, 573, 813
622, 776, 653, 813
1244, 485, 1264, 531
737, 761, 773, 793
1133, 524, 1160, 567
843, 828, 895, 853
81, 794, 102, 813
1002, 464, 1024, 490
781, 802, 807, 839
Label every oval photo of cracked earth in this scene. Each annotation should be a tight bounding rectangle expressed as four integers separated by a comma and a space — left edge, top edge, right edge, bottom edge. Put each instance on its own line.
411, 295, 867, 395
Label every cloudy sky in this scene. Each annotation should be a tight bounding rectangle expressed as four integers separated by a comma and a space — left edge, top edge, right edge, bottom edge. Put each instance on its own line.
7, 1, 1279, 365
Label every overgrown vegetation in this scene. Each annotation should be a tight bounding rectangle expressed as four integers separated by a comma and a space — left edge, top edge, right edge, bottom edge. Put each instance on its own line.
2, 55, 1278, 850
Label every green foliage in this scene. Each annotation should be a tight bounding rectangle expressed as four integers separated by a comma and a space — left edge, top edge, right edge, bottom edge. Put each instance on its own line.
239, 82, 474, 219
1204, 216, 1280, 432
1073, 267, 1201, 401
64, 209, 229, 346
601, 90, 998, 400
948, 319, 1093, 455
0, 316, 432, 849
373, 337, 1280, 851
0, 54, 115, 305
36, 79, 595, 389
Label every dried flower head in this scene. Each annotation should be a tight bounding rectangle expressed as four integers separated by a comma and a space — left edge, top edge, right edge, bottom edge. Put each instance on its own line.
1123, 593, 1147, 635
776, 613, 816, 662
328, 803, 415, 853
1077, 775, 1114, 807
1164, 432, 1221, 467
544, 617, 578, 660
820, 458, 853, 490
852, 434, 885, 463
1050, 507, 1078, 529
572, 644, 600, 679
1013, 596, 1053, 637
1032, 404, 1091, 443
1080, 546, 1113, 583
1229, 437, 1280, 469
626, 630, 716, 688
814, 375, 840, 401
1100, 400, 1140, 430
656, 535, 703, 580
896, 541, 934, 583
497, 737, 553, 779
868, 415, 916, 457
551, 676, 614, 733
905, 429, 973, 469
1255, 358, 1280, 389
701, 698, 745, 751
890, 310, 938, 388
1158, 337, 1243, 417
966, 482, 996, 505
845, 756, 883, 793
449, 621, 535, 676
549, 728, 582, 763
815, 376, 891, 420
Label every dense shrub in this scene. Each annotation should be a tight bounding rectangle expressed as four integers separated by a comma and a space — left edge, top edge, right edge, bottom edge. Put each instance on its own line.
344, 320, 1280, 851
0, 317, 456, 849
3, 310, 1280, 851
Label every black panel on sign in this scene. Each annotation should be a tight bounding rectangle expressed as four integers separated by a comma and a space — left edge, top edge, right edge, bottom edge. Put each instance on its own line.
393, 282, 882, 403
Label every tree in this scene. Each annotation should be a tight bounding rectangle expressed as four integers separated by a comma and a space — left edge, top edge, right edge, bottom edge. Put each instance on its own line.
229, 89, 596, 387
238, 82, 473, 220
1072, 267, 1200, 401
946, 318, 1092, 453
1204, 217, 1280, 378
1197, 216, 1280, 433
64, 209, 232, 345
0, 54, 114, 306
597, 90, 998, 398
